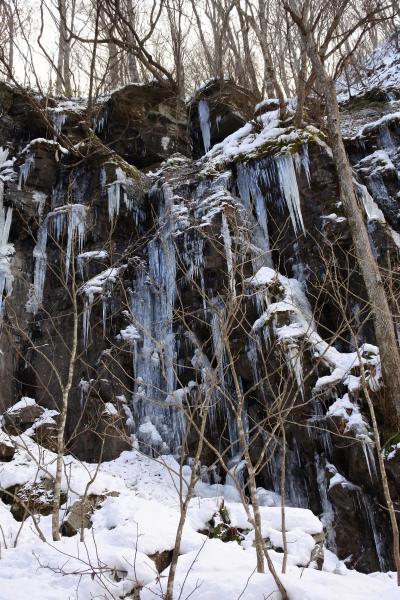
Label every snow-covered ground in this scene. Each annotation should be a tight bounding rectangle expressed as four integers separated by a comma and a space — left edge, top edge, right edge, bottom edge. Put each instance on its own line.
0, 431, 397, 599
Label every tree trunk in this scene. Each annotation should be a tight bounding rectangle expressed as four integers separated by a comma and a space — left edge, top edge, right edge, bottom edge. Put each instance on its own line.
256, 7, 287, 118
280, 424, 288, 574
51, 248, 79, 541
125, 0, 140, 82
56, 0, 67, 95
224, 341, 288, 599
294, 49, 307, 127
7, 5, 13, 78
63, 1, 74, 97
107, 39, 121, 90
165, 396, 209, 600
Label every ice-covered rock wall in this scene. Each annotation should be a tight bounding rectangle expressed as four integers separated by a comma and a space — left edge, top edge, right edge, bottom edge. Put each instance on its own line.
0, 75, 399, 573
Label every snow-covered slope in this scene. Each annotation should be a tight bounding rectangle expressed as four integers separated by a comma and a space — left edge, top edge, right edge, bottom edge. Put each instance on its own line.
338, 34, 400, 101
0, 429, 398, 600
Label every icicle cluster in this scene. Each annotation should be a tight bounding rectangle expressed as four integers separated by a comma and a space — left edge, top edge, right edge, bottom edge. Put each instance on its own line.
0, 181, 14, 320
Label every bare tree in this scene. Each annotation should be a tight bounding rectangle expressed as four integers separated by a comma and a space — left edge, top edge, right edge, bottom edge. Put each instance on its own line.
55, 0, 73, 96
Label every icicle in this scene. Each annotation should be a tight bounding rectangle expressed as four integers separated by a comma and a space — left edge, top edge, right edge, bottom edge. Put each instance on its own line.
52, 110, 67, 135
210, 302, 226, 384
51, 180, 65, 210
357, 490, 388, 571
129, 184, 183, 454
64, 204, 87, 278
77, 249, 108, 280
79, 378, 90, 410
247, 336, 260, 385
104, 166, 142, 223
362, 440, 378, 482
198, 99, 211, 153
80, 266, 125, 349
27, 204, 87, 313
284, 341, 304, 397
307, 399, 333, 457
32, 191, 46, 218
18, 154, 34, 190
107, 180, 121, 222
275, 154, 305, 234
225, 457, 247, 490
294, 144, 311, 186
254, 187, 270, 247
102, 297, 108, 338
315, 456, 337, 552
286, 438, 310, 507
221, 213, 235, 297
182, 232, 204, 283
26, 218, 48, 314
301, 144, 311, 185
378, 124, 395, 153
49, 204, 87, 278
83, 293, 93, 349
50, 208, 66, 241
0, 184, 12, 246
236, 163, 272, 267
96, 109, 108, 133
355, 181, 386, 224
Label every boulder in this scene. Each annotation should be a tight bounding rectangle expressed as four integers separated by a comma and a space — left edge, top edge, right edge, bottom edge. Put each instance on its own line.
33, 410, 61, 452
148, 550, 173, 573
3, 397, 44, 435
0, 82, 51, 146
97, 82, 190, 168
14, 139, 62, 192
9, 478, 67, 521
188, 79, 257, 157
61, 495, 103, 537
310, 531, 325, 570
61, 491, 120, 537
0, 432, 15, 461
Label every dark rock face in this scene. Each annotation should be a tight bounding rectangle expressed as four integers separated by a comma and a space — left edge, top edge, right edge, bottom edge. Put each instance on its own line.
385, 446, 400, 514
0, 81, 52, 145
328, 480, 390, 572
188, 79, 257, 157
345, 114, 400, 230
0, 81, 399, 574
97, 82, 190, 168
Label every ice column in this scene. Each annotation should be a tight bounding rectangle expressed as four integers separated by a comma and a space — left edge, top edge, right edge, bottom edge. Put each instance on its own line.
198, 99, 211, 153
0, 180, 14, 319
275, 154, 305, 235
26, 219, 48, 314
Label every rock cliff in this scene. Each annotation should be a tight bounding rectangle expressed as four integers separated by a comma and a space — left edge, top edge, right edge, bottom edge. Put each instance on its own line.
0, 66, 399, 576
